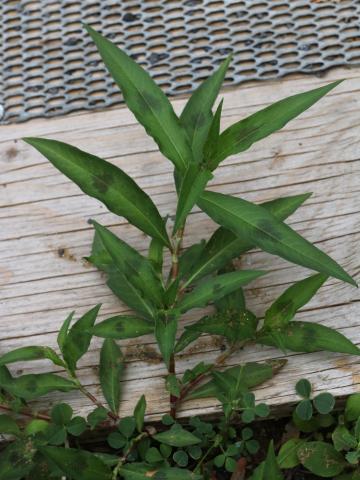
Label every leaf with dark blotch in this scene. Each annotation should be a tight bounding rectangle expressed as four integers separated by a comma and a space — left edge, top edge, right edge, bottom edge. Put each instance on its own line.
85, 25, 192, 173
0, 440, 35, 480
0, 373, 77, 401
189, 359, 286, 400
40, 446, 111, 480
155, 318, 177, 369
180, 55, 230, 161
23, 138, 169, 247
177, 270, 266, 314
0, 346, 65, 368
186, 310, 258, 342
210, 80, 342, 168
173, 163, 213, 233
57, 311, 74, 354
92, 222, 164, 309
100, 339, 124, 414
203, 99, 224, 164
258, 321, 360, 356
92, 315, 153, 339
62, 304, 101, 373
264, 273, 328, 329
198, 191, 356, 286
185, 193, 311, 287
174, 329, 201, 354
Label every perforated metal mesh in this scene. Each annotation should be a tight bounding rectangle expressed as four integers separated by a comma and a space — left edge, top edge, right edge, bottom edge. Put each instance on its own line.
1, 0, 360, 124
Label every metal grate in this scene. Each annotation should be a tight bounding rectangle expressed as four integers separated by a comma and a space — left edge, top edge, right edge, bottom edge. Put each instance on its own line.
1, 0, 360, 124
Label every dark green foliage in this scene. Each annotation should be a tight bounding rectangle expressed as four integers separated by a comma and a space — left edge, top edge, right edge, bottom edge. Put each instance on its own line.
1, 22, 357, 480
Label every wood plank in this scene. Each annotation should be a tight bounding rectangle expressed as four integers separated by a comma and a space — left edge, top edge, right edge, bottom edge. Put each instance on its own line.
0, 66, 359, 421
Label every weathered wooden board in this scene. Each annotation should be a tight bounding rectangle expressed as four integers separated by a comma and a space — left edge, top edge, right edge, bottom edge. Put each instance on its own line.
0, 67, 359, 421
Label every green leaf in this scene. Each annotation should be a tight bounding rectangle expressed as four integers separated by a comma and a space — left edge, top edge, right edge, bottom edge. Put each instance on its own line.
332, 425, 357, 451
24, 137, 169, 246
153, 423, 201, 447
314, 392, 335, 414
180, 55, 231, 161
0, 440, 35, 480
0, 346, 64, 368
40, 446, 111, 480
62, 304, 101, 373
155, 318, 177, 369
178, 240, 206, 280
265, 273, 328, 329
346, 393, 360, 422
67, 416, 87, 436
134, 395, 146, 432
173, 163, 213, 233
165, 374, 181, 397
186, 309, 257, 342
210, 80, 342, 168
198, 191, 356, 286
185, 193, 311, 288
296, 399, 313, 421
118, 463, 153, 480
107, 431, 126, 449
251, 441, 284, 480
92, 315, 153, 339
25, 419, 49, 436
92, 222, 164, 310
0, 372, 77, 401
174, 329, 201, 354
118, 416, 136, 438
189, 359, 286, 400
0, 414, 21, 436
148, 237, 164, 276
278, 439, 304, 468
258, 321, 360, 356
57, 311, 74, 353
203, 99, 224, 163
86, 25, 192, 174
177, 269, 265, 313
99, 339, 124, 414
87, 407, 108, 429
51, 403, 73, 426
296, 379, 312, 398
173, 450, 189, 467
297, 441, 345, 477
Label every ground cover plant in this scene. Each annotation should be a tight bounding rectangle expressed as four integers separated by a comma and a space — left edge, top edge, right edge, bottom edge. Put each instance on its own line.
0, 24, 358, 479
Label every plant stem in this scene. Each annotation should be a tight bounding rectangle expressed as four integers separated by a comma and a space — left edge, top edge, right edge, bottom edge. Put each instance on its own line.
0, 403, 51, 421
112, 431, 149, 479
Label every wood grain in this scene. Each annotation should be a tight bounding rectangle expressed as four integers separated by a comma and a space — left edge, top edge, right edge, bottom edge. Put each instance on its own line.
0, 67, 359, 421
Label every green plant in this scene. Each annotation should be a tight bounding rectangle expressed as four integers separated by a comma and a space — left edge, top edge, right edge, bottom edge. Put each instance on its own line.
0, 23, 358, 479
278, 391, 360, 479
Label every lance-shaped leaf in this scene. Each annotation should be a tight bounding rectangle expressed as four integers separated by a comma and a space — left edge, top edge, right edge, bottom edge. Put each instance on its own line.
62, 304, 101, 373
0, 346, 64, 368
209, 80, 342, 168
178, 240, 206, 280
40, 446, 111, 480
184, 193, 311, 288
92, 315, 154, 339
57, 311, 74, 353
177, 270, 266, 314
173, 163, 213, 233
148, 237, 164, 276
99, 339, 124, 414
198, 191, 356, 286
189, 359, 286, 400
23, 138, 169, 247
186, 310, 258, 342
134, 395, 146, 433
86, 25, 192, 173
203, 99, 224, 164
0, 373, 77, 401
258, 321, 360, 356
180, 55, 231, 160
264, 273, 328, 329
251, 441, 284, 480
153, 423, 201, 447
92, 222, 164, 309
155, 318, 177, 369
174, 329, 201, 354
87, 233, 156, 319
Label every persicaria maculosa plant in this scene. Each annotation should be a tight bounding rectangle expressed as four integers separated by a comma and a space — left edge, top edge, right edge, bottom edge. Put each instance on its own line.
5, 24, 358, 432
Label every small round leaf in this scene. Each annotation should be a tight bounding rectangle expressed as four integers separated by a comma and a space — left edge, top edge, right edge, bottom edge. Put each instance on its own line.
314, 392, 335, 415
296, 399, 313, 421
296, 379, 312, 399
